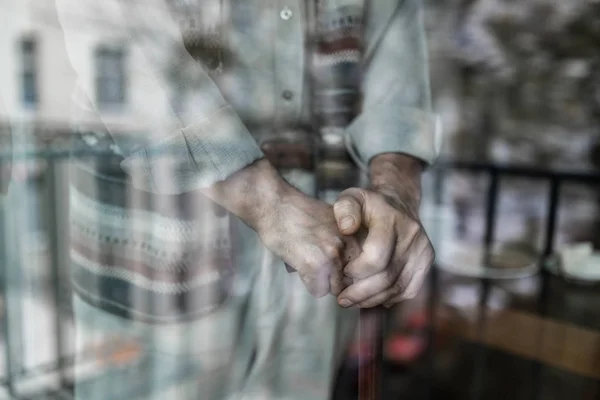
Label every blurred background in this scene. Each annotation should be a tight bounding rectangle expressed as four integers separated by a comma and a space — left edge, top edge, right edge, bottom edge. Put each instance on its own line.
0, 0, 599, 399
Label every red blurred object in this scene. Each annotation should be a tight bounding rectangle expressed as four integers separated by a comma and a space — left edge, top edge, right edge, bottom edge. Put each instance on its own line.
384, 310, 429, 364
384, 306, 462, 365
385, 336, 427, 364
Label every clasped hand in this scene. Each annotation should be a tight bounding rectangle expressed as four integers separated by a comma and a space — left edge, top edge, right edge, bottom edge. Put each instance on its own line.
257, 185, 435, 309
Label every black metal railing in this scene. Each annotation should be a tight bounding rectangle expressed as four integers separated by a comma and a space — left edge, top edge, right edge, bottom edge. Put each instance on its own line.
420, 160, 600, 400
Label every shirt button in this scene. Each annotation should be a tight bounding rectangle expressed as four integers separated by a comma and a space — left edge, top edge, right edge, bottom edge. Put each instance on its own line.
280, 7, 293, 20
282, 90, 294, 100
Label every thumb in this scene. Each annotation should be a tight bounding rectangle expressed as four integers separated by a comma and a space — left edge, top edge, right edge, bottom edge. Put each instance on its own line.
333, 189, 364, 235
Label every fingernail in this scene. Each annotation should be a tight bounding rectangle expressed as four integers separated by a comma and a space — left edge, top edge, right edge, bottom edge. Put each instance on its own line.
339, 299, 352, 308
339, 216, 355, 231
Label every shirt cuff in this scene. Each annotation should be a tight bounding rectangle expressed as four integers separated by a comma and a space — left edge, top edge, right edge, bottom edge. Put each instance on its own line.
120, 106, 264, 195
346, 106, 439, 168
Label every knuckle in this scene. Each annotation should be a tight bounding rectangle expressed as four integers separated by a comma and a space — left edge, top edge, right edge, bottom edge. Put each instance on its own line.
403, 290, 418, 300
416, 266, 429, 281
392, 279, 407, 294
384, 301, 397, 309
302, 275, 329, 298
321, 242, 341, 260
331, 236, 345, 250
406, 220, 422, 238
377, 216, 395, 232
425, 245, 436, 264
384, 266, 399, 288
304, 245, 331, 268
363, 244, 387, 269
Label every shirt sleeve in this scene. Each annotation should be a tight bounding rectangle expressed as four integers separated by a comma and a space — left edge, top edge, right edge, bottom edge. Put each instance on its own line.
346, 0, 440, 167
55, 0, 264, 195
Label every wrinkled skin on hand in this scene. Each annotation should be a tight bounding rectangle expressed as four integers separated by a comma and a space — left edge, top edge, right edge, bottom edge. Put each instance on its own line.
256, 186, 362, 298
333, 187, 435, 308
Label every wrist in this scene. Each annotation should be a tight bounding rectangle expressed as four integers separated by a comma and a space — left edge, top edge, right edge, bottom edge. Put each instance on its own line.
369, 153, 424, 213
203, 158, 292, 231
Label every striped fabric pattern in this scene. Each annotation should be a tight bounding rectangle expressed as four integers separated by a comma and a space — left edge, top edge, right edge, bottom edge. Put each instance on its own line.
313, 1, 366, 128
70, 131, 234, 323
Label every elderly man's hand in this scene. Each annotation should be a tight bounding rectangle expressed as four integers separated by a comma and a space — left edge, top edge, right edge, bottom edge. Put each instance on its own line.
256, 186, 362, 298
205, 158, 361, 298
332, 154, 434, 308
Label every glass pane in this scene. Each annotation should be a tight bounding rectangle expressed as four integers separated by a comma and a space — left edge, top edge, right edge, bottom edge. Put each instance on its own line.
2, 1, 600, 399
105, 80, 121, 102
22, 73, 38, 104
95, 49, 126, 105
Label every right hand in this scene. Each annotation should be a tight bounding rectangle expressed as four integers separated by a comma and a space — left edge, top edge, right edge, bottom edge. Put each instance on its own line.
255, 185, 362, 298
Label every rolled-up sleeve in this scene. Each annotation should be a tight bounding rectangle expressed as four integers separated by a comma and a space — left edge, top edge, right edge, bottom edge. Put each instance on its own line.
119, 105, 264, 194
346, 0, 439, 167
55, 0, 263, 195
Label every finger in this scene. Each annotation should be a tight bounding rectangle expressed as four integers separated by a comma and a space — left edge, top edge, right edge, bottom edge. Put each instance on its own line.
332, 237, 362, 295
349, 286, 396, 308
403, 263, 431, 299
342, 275, 353, 287
341, 233, 364, 265
355, 255, 428, 309
299, 262, 332, 298
330, 267, 346, 296
340, 241, 432, 308
383, 249, 434, 307
337, 263, 405, 307
300, 271, 330, 298
383, 267, 429, 307
333, 191, 364, 235
344, 222, 396, 280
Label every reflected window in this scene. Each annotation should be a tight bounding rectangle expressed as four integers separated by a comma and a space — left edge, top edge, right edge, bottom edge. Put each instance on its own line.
20, 37, 39, 107
94, 46, 127, 108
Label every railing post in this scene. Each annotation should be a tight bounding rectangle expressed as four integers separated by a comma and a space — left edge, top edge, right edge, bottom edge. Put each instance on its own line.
542, 178, 561, 258
0, 171, 16, 397
0, 144, 32, 398
483, 169, 499, 266
433, 163, 444, 207
45, 156, 71, 393
424, 163, 444, 400
531, 177, 562, 400
472, 168, 499, 400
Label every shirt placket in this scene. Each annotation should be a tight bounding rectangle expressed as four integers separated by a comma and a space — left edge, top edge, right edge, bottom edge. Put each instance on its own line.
273, 0, 305, 128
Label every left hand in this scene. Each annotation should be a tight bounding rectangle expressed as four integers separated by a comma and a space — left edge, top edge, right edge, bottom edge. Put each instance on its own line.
332, 187, 434, 308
